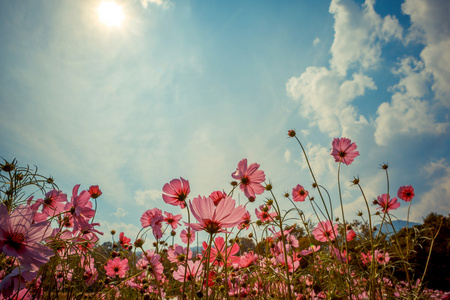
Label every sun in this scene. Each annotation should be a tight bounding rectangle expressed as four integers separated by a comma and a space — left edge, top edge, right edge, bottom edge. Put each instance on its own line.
97, 1, 124, 27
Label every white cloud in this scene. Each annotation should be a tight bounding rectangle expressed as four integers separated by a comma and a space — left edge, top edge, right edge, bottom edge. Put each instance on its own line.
284, 149, 291, 163
411, 162, 450, 221
313, 37, 320, 46
112, 207, 129, 218
329, 0, 402, 75
134, 189, 161, 206
374, 56, 447, 145
402, 0, 450, 106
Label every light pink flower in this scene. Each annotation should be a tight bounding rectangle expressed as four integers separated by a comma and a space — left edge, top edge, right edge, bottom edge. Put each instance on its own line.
374, 250, 390, 264
0, 204, 54, 270
164, 212, 182, 230
330, 137, 360, 166
186, 196, 246, 234
292, 185, 309, 202
162, 177, 190, 209
173, 260, 203, 283
167, 245, 192, 264
397, 185, 415, 202
231, 159, 266, 199
104, 257, 129, 278
36, 190, 67, 217
376, 194, 400, 213
312, 220, 338, 242
180, 229, 195, 244
140, 208, 164, 239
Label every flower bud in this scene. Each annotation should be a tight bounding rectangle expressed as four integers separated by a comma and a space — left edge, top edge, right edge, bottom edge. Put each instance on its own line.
288, 129, 296, 137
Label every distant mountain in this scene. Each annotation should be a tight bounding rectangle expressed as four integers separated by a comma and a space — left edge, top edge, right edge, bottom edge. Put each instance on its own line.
375, 219, 420, 235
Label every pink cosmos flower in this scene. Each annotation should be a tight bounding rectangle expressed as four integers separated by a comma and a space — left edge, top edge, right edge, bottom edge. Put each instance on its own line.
374, 250, 390, 264
238, 210, 251, 230
140, 208, 164, 239
180, 229, 195, 244
397, 185, 415, 202
209, 190, 227, 206
0, 204, 54, 270
292, 185, 309, 202
186, 195, 246, 234
299, 245, 321, 256
162, 177, 190, 209
347, 229, 357, 241
312, 220, 338, 242
330, 137, 360, 166
173, 260, 203, 283
167, 245, 192, 264
203, 236, 240, 267
104, 257, 129, 278
231, 159, 266, 199
119, 232, 131, 248
36, 190, 67, 217
275, 252, 299, 273
239, 251, 256, 268
376, 194, 400, 213
255, 205, 277, 222
64, 185, 96, 232
88, 185, 102, 199
164, 212, 182, 230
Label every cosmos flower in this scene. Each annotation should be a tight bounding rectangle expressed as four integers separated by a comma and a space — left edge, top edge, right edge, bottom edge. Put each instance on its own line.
330, 137, 360, 166
231, 159, 266, 199
162, 177, 190, 209
173, 260, 203, 283
167, 245, 192, 264
376, 194, 400, 213
164, 212, 182, 230
292, 184, 309, 202
238, 210, 251, 230
119, 232, 131, 248
255, 205, 277, 222
180, 229, 195, 244
203, 236, 240, 267
397, 185, 415, 202
312, 220, 338, 242
64, 185, 96, 232
88, 185, 102, 199
186, 196, 246, 234
208, 190, 227, 206
346, 229, 357, 241
140, 208, 164, 239
104, 257, 129, 278
0, 204, 54, 270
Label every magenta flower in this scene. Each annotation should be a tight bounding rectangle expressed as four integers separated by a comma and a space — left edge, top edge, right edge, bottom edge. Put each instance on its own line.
376, 194, 400, 213
255, 205, 277, 222
374, 250, 390, 264
237, 210, 251, 230
397, 185, 415, 202
231, 159, 266, 199
164, 212, 182, 230
180, 229, 195, 244
208, 190, 227, 206
104, 257, 129, 278
186, 195, 246, 234
119, 232, 131, 248
330, 137, 360, 165
173, 260, 203, 283
292, 184, 309, 202
346, 229, 357, 241
162, 177, 190, 209
64, 185, 96, 232
312, 220, 338, 242
203, 236, 240, 267
36, 189, 67, 217
0, 204, 54, 270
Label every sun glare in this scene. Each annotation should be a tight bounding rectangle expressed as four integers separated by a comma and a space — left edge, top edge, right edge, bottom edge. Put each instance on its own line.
98, 1, 124, 27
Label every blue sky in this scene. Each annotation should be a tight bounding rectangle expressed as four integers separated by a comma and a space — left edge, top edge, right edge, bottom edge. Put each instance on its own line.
1, 0, 449, 244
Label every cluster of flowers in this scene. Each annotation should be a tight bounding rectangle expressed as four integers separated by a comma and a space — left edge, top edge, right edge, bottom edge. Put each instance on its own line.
1, 133, 449, 299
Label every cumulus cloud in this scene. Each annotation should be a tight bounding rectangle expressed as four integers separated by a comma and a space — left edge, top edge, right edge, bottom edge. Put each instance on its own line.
402, 0, 450, 106
134, 189, 161, 206
374, 56, 447, 145
313, 37, 320, 46
329, 0, 402, 75
284, 149, 291, 163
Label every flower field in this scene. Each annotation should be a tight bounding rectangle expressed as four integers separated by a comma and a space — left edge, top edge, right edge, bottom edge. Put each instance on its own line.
1, 131, 449, 299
